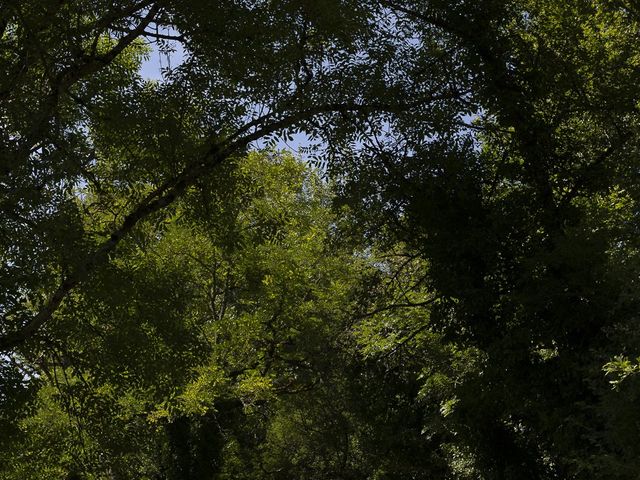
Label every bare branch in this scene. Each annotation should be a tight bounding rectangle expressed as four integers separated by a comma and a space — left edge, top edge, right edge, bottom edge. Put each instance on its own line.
142, 29, 184, 41
355, 296, 439, 320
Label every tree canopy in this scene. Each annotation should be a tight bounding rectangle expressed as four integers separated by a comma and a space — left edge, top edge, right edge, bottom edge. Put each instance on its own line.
2, 1, 640, 479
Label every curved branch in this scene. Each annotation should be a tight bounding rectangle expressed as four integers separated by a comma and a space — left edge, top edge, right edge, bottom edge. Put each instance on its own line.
0, 87, 457, 351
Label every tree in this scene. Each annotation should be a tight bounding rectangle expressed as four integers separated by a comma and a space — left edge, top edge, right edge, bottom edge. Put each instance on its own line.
2, 152, 473, 479
0, 0, 464, 351
0, 152, 348, 477
339, 1, 640, 477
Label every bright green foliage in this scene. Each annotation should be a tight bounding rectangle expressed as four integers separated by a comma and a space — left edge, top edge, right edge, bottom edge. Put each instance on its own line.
1, 153, 407, 479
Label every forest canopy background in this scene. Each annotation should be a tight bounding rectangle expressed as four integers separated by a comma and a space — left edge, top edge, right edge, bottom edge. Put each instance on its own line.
1, 1, 640, 479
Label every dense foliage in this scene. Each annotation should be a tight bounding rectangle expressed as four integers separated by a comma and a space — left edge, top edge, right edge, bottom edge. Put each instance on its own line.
2, 1, 640, 479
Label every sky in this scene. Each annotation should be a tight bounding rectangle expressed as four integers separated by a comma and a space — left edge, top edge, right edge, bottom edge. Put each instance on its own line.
138, 39, 182, 81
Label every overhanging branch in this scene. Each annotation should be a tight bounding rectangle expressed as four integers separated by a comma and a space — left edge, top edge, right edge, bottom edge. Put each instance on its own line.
0, 94, 448, 351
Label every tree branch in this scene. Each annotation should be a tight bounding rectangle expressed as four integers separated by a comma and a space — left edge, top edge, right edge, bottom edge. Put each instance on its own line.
0, 87, 452, 351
